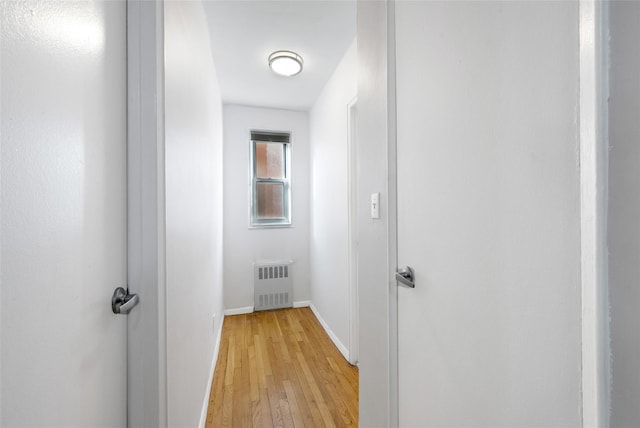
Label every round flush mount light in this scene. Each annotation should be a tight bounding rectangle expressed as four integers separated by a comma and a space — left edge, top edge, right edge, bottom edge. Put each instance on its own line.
268, 50, 303, 77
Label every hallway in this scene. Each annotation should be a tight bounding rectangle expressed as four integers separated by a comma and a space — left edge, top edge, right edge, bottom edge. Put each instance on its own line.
2, 1, 640, 426
206, 308, 358, 427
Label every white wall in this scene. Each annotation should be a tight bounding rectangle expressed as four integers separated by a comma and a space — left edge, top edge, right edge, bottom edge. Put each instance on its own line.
165, 2, 224, 426
309, 40, 357, 358
608, 2, 640, 426
1, 1, 128, 426
223, 105, 310, 311
356, 2, 394, 425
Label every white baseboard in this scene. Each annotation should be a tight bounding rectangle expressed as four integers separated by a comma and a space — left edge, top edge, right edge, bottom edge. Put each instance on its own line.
309, 304, 350, 362
225, 302, 309, 314
293, 300, 311, 308
224, 306, 254, 316
198, 315, 225, 428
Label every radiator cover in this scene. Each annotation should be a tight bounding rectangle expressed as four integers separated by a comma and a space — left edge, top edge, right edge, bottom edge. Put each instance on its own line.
254, 261, 293, 311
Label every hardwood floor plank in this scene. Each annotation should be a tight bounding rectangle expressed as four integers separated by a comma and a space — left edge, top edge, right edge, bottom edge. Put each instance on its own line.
206, 308, 358, 428
326, 357, 358, 420
290, 351, 326, 427
266, 374, 285, 428
248, 345, 260, 402
324, 382, 357, 427
231, 351, 245, 426
258, 324, 273, 377
237, 342, 252, 427
221, 384, 234, 428
295, 351, 337, 428
283, 380, 306, 428
254, 333, 268, 389
279, 397, 296, 428
258, 386, 274, 428
251, 398, 263, 428
284, 352, 318, 428
224, 335, 235, 386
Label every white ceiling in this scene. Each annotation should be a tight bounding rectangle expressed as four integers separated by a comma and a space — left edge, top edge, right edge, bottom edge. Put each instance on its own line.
202, 0, 356, 111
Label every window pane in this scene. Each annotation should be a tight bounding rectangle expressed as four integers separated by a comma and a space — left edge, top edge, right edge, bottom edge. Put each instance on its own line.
255, 142, 284, 179
256, 182, 284, 218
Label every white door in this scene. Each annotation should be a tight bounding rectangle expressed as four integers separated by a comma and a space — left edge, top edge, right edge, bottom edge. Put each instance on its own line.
2, 1, 128, 426
395, 1, 582, 426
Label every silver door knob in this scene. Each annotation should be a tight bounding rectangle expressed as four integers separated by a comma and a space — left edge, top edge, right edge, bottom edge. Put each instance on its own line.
396, 266, 415, 288
112, 287, 139, 314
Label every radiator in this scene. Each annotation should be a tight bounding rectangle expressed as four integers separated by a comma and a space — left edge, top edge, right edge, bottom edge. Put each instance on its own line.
254, 261, 293, 311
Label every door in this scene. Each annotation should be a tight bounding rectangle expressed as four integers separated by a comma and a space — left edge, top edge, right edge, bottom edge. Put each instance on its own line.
395, 1, 582, 426
1, 1, 128, 426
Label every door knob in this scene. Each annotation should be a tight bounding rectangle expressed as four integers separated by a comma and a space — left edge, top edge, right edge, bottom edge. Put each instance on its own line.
396, 266, 415, 288
112, 287, 139, 314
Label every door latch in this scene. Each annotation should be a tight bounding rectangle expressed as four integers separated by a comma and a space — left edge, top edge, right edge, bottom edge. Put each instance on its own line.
111, 287, 139, 314
395, 266, 415, 288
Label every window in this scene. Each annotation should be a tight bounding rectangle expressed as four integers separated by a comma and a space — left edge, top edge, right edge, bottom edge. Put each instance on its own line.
250, 131, 291, 227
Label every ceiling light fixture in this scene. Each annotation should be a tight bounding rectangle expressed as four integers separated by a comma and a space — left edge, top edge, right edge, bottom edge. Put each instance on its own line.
268, 50, 303, 77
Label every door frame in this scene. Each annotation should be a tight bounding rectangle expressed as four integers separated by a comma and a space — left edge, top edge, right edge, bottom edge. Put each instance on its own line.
579, 1, 610, 426
348, 96, 360, 365
126, 1, 168, 426
387, 1, 399, 426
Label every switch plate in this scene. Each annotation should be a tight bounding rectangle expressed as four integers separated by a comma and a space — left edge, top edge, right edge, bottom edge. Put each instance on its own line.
371, 192, 380, 219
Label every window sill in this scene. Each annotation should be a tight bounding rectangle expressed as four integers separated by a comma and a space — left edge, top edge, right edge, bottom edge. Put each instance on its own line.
249, 223, 293, 230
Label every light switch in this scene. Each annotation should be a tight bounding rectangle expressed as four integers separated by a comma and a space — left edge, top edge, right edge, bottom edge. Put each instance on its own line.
371, 192, 380, 219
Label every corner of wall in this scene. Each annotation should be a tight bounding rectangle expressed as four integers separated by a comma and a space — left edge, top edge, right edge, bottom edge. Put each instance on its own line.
309, 304, 350, 362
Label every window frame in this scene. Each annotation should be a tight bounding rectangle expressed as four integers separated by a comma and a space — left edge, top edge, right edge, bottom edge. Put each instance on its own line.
249, 132, 292, 228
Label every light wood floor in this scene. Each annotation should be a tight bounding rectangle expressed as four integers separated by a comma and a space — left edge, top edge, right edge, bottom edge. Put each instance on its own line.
205, 307, 358, 428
